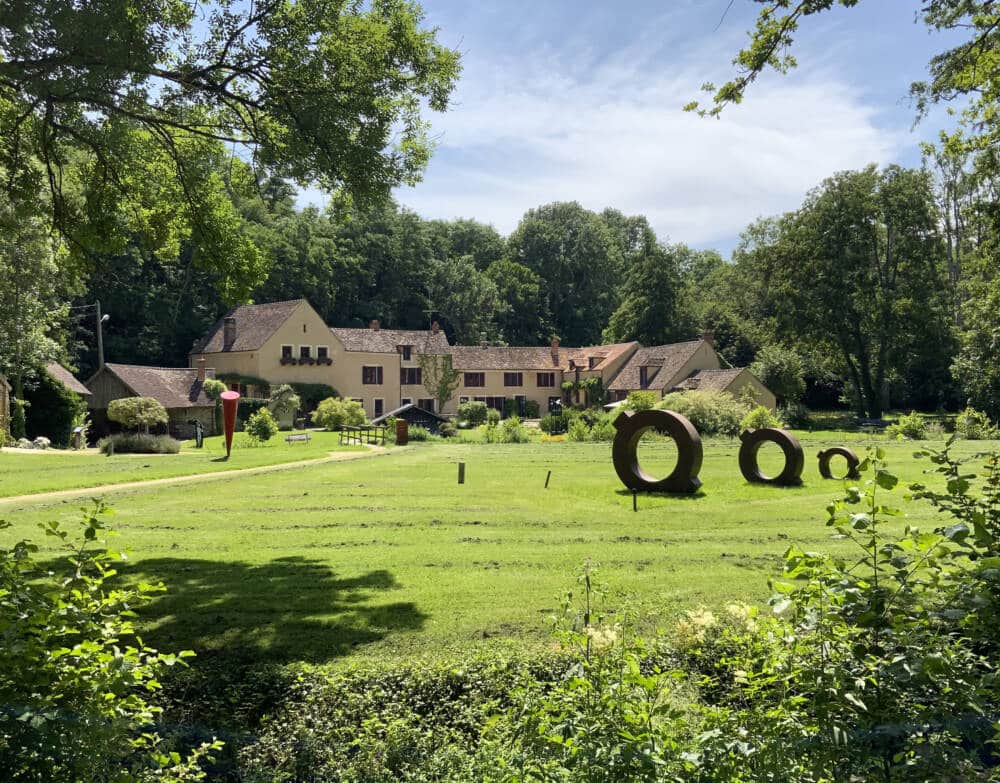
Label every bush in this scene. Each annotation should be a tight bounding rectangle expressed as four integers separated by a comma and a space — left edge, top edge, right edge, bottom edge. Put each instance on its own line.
954, 406, 997, 439
500, 415, 531, 443
886, 410, 926, 440
658, 390, 750, 437
523, 399, 540, 418
267, 384, 301, 420
624, 390, 658, 411
486, 407, 501, 425
0, 502, 220, 780
589, 416, 617, 442
24, 367, 87, 447
567, 418, 590, 441
313, 397, 365, 430
99, 433, 180, 454
750, 342, 806, 402
244, 407, 279, 442
407, 425, 431, 441
107, 396, 168, 433
740, 405, 782, 431
289, 382, 339, 410
236, 398, 268, 429
458, 400, 488, 427
439, 421, 457, 438
539, 412, 568, 435
778, 400, 811, 429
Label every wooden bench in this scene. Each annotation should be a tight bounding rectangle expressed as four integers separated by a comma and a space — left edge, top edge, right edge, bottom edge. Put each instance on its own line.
285, 432, 312, 444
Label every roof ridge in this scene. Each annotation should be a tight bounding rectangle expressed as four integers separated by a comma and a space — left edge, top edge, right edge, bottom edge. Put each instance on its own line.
105, 363, 199, 372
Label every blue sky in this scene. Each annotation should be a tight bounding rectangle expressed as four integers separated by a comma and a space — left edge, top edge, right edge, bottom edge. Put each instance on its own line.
304, 1, 963, 255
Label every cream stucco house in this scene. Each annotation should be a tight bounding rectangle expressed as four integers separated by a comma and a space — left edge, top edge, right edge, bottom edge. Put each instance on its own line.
188, 299, 776, 419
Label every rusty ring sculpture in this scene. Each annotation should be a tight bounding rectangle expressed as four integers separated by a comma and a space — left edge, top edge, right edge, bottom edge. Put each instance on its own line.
612, 409, 703, 494
738, 427, 804, 486
817, 446, 861, 480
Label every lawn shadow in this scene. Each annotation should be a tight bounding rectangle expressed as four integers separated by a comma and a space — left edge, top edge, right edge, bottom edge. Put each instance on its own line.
613, 488, 708, 501
114, 556, 426, 663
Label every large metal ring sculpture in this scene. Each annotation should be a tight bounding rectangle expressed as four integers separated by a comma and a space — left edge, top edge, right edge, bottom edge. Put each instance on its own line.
738, 427, 804, 486
817, 446, 861, 480
612, 409, 703, 493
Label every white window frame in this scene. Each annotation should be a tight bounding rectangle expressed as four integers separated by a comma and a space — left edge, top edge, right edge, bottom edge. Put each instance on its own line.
316, 345, 330, 359
298, 344, 312, 359
280, 344, 294, 358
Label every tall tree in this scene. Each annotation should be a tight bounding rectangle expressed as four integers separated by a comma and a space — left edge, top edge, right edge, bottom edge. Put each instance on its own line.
507, 202, 621, 346
603, 242, 685, 346
0, 0, 460, 258
485, 260, 552, 345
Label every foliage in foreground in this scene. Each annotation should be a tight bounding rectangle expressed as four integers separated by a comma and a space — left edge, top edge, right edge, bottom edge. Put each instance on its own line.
0, 502, 219, 781
169, 443, 1000, 782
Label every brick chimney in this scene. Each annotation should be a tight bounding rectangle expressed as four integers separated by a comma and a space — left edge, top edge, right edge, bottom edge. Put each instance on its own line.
369, 319, 380, 331
223, 316, 237, 350
701, 330, 715, 347
196, 357, 207, 382
550, 337, 560, 363
480, 339, 489, 349
430, 321, 440, 334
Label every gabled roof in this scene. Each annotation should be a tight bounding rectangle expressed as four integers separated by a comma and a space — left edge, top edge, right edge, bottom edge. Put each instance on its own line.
673, 368, 745, 393
450, 346, 562, 371
606, 340, 704, 392
564, 342, 639, 372
193, 300, 304, 354
371, 402, 448, 426
94, 364, 215, 409
45, 362, 92, 397
330, 327, 450, 354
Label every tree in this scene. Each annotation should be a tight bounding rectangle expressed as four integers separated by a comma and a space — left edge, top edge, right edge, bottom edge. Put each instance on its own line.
268, 384, 301, 419
202, 378, 228, 435
107, 397, 168, 434
418, 353, 462, 414
24, 366, 88, 447
485, 260, 552, 345
507, 202, 622, 346
426, 219, 505, 271
739, 166, 952, 418
0, 0, 460, 249
750, 344, 806, 404
313, 397, 365, 430
425, 255, 502, 343
603, 242, 685, 345
0, 205, 73, 404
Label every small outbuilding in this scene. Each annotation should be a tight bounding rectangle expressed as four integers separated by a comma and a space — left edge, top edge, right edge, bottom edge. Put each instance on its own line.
45, 362, 92, 400
673, 368, 776, 411
371, 402, 449, 434
86, 362, 217, 439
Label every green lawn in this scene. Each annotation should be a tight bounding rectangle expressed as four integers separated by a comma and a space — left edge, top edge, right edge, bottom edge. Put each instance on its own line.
2, 433, 996, 667
0, 432, 362, 497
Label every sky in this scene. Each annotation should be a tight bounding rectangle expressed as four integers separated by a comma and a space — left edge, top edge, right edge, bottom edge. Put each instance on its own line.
301, 1, 964, 255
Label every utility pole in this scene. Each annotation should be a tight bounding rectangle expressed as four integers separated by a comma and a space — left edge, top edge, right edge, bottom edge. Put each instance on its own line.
96, 300, 106, 369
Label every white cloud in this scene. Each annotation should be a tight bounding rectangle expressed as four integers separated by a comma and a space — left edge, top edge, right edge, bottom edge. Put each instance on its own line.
387, 35, 905, 249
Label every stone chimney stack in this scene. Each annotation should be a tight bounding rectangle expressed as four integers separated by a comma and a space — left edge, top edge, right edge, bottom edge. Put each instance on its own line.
430, 321, 440, 334
197, 357, 207, 382
701, 330, 715, 347
223, 316, 237, 350
480, 339, 489, 349
550, 337, 560, 363
369, 319, 380, 331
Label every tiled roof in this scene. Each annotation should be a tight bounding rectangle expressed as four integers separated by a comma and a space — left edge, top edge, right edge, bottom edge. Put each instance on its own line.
193, 300, 303, 354
371, 402, 448, 425
564, 342, 639, 372
100, 364, 215, 409
450, 346, 563, 371
45, 362, 91, 396
674, 368, 745, 392
606, 340, 704, 392
330, 327, 451, 354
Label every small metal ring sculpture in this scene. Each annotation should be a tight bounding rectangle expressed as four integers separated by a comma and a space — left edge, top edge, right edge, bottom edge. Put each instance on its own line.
738, 427, 804, 486
612, 409, 703, 493
817, 446, 861, 480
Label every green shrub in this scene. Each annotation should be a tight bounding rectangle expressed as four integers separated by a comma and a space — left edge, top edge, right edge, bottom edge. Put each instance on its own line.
24, 367, 87, 447
407, 425, 431, 441
588, 416, 617, 442
500, 415, 531, 443
749, 342, 806, 402
567, 417, 590, 441
539, 412, 568, 434
267, 384, 301, 420
778, 400, 811, 429
486, 407, 501, 425
954, 406, 997, 440
313, 397, 365, 430
0, 502, 220, 780
523, 399, 540, 418
624, 390, 657, 411
458, 400, 488, 427
658, 390, 750, 437
886, 410, 926, 440
98, 433, 180, 454
244, 407, 279, 442
439, 421, 457, 438
236, 398, 268, 429
289, 382, 339, 410
740, 405, 782, 431
108, 396, 169, 433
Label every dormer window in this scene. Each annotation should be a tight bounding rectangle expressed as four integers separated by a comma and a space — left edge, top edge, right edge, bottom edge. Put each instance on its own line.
400, 345, 412, 361
639, 366, 649, 388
